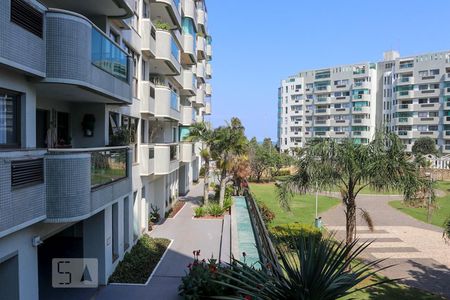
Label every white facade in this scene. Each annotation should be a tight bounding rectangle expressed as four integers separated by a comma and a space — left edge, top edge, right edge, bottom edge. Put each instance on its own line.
0, 0, 212, 299
279, 63, 378, 152
279, 50, 450, 154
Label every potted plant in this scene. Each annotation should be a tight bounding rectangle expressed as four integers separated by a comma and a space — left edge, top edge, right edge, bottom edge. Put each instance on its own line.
110, 126, 132, 146
154, 20, 171, 31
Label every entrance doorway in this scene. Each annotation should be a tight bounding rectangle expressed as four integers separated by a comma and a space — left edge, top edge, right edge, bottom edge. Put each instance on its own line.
36, 109, 49, 148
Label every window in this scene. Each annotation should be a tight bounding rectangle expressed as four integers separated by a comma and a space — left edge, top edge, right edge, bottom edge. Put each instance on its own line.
10, 0, 43, 38
430, 69, 440, 75
0, 89, 20, 148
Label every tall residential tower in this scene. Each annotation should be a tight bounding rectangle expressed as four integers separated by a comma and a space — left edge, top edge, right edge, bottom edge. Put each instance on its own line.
278, 50, 450, 154
0, 0, 212, 298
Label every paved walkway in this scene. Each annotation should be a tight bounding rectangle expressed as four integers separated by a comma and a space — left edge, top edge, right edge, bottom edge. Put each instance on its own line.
321, 192, 450, 298
95, 180, 229, 300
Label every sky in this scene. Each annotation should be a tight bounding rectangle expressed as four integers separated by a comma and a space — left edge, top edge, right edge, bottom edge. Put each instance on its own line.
205, 0, 450, 141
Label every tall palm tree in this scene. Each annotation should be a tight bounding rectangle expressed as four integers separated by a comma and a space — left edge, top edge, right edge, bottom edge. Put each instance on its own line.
186, 122, 215, 205
278, 131, 424, 244
212, 118, 247, 206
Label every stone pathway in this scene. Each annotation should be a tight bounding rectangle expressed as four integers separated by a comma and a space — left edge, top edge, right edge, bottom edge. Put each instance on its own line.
95, 180, 229, 300
321, 193, 450, 298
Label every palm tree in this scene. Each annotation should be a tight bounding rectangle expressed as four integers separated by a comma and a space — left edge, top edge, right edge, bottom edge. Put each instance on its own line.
278, 131, 424, 244
444, 217, 450, 241
186, 122, 215, 205
212, 118, 247, 206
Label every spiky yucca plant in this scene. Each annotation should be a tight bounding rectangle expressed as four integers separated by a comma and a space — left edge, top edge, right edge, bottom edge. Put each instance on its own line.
214, 235, 392, 300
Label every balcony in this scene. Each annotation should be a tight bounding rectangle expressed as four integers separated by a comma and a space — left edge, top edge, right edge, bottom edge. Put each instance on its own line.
179, 142, 195, 162
394, 117, 413, 125
314, 86, 331, 93
197, 36, 206, 60
351, 131, 371, 139
444, 131, 450, 139
314, 108, 329, 115
140, 81, 156, 115
196, 61, 206, 82
46, 147, 132, 222
315, 97, 332, 105
332, 83, 349, 91
154, 85, 180, 120
396, 90, 414, 99
180, 69, 196, 96
197, 4, 207, 34
352, 82, 370, 89
352, 94, 371, 102
182, 0, 197, 24
140, 145, 155, 176
205, 83, 212, 96
413, 117, 439, 125
444, 116, 450, 124
417, 103, 441, 111
141, 19, 157, 58
40, 10, 132, 104
397, 131, 413, 138
204, 102, 211, 115
182, 33, 197, 65
206, 62, 212, 79
352, 118, 371, 126
415, 89, 441, 98
180, 105, 195, 125
314, 119, 330, 126
206, 44, 212, 60
444, 87, 450, 96
330, 108, 350, 115
412, 131, 439, 139
154, 144, 179, 175
41, 0, 133, 17
352, 106, 371, 114
398, 61, 414, 71
334, 96, 351, 102
329, 131, 350, 138
330, 119, 350, 126
396, 77, 414, 85
195, 86, 205, 107
150, 0, 181, 29
149, 29, 181, 75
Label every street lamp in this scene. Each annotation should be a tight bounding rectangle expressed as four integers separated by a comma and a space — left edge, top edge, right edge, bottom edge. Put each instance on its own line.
425, 172, 433, 223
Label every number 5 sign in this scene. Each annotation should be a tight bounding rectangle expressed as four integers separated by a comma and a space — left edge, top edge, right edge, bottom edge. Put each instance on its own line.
52, 258, 98, 288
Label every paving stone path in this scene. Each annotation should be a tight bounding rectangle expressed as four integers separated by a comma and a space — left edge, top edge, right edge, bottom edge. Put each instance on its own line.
321, 192, 450, 298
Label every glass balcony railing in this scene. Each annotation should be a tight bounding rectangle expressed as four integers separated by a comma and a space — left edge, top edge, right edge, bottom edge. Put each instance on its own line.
399, 62, 414, 69
91, 28, 128, 82
171, 91, 179, 111
91, 148, 128, 189
398, 117, 409, 123
171, 39, 179, 61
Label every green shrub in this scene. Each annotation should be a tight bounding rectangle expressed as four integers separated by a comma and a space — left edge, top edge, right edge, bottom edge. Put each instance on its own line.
199, 166, 205, 178
223, 197, 233, 211
256, 200, 275, 225
149, 204, 160, 223
270, 223, 322, 245
206, 203, 224, 217
278, 169, 291, 176
109, 235, 170, 284
179, 257, 233, 299
194, 206, 206, 218
154, 20, 171, 31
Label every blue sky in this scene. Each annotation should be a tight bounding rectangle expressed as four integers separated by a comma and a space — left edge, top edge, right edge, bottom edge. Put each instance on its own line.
206, 0, 450, 141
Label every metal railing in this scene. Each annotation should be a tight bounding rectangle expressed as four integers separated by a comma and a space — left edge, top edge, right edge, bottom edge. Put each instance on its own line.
243, 189, 282, 274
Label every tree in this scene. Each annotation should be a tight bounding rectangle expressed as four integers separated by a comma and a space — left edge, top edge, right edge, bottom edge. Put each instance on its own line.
278, 132, 425, 245
412, 137, 438, 156
229, 155, 251, 195
444, 217, 450, 242
248, 138, 277, 182
212, 118, 247, 206
186, 122, 215, 205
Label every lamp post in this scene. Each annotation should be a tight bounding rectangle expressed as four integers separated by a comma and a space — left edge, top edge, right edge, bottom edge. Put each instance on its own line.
425, 172, 433, 223
314, 181, 322, 229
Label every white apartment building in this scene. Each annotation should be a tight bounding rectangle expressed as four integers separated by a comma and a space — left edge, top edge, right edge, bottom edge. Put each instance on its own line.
0, 0, 212, 299
278, 50, 450, 154
279, 62, 379, 151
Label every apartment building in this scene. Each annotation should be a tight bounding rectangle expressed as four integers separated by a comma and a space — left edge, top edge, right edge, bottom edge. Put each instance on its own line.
278, 62, 378, 151
380, 51, 450, 153
278, 50, 450, 154
0, 0, 212, 299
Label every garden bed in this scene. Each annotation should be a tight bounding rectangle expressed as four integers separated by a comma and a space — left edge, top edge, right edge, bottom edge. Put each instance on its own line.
108, 235, 171, 284
167, 201, 186, 218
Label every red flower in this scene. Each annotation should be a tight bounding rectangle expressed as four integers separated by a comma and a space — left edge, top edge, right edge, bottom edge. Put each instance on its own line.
244, 295, 252, 300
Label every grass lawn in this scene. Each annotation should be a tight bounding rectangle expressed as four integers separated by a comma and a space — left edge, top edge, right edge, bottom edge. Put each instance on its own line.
341, 273, 444, 300
109, 235, 170, 284
250, 183, 340, 227
389, 180, 450, 228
